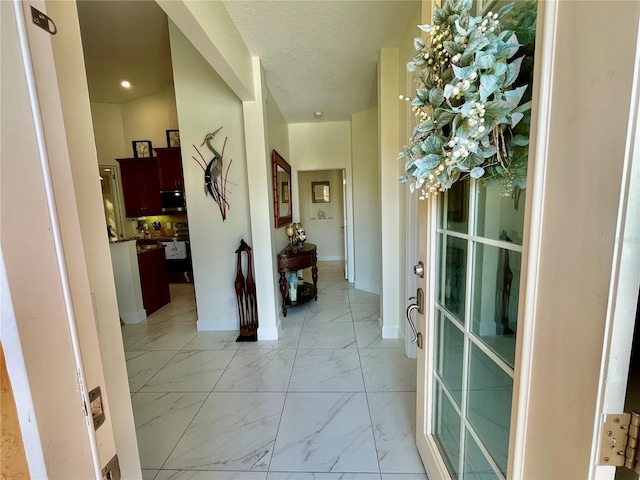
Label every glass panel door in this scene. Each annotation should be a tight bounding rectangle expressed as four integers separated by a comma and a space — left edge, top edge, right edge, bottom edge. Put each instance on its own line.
433, 179, 525, 479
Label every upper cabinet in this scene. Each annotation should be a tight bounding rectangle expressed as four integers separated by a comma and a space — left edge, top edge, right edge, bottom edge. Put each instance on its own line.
116, 158, 162, 217
155, 147, 184, 191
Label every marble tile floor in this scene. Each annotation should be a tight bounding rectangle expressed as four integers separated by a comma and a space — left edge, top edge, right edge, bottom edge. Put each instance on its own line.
122, 262, 427, 480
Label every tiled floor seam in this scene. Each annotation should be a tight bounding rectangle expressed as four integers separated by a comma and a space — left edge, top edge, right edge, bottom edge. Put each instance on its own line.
156, 390, 213, 472
359, 324, 384, 476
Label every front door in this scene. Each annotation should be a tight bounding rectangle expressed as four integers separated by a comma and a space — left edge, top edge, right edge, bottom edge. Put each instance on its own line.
413, 178, 526, 479
411, 1, 640, 478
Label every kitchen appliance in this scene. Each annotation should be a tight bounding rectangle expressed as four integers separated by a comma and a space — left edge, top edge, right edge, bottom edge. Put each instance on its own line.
160, 190, 186, 213
161, 238, 192, 283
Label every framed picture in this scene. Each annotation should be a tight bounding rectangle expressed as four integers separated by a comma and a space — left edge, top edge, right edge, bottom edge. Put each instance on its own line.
166, 129, 180, 147
311, 181, 330, 203
281, 182, 289, 203
132, 140, 152, 158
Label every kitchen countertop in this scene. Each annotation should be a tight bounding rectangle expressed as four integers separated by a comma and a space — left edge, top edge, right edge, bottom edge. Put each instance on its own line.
109, 237, 138, 244
136, 243, 165, 254
155, 235, 190, 242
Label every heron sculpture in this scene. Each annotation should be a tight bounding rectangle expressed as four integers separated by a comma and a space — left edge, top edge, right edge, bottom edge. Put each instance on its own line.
193, 127, 232, 221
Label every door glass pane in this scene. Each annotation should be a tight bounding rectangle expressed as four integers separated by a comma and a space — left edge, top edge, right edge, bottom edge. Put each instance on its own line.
445, 178, 470, 233
475, 185, 526, 245
438, 234, 467, 323
471, 244, 521, 366
435, 311, 464, 406
434, 381, 461, 479
463, 430, 499, 480
467, 344, 512, 476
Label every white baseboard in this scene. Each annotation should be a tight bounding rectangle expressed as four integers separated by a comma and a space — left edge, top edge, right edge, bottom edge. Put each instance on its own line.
196, 318, 238, 331
354, 281, 380, 295
258, 324, 279, 340
382, 323, 399, 339
317, 255, 344, 261
122, 309, 146, 324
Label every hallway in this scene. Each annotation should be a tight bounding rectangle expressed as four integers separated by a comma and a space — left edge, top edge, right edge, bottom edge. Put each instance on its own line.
122, 261, 426, 479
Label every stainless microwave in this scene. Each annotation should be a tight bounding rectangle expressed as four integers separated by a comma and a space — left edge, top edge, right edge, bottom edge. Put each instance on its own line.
160, 190, 186, 212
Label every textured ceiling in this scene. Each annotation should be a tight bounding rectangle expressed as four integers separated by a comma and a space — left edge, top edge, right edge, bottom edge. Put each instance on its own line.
77, 0, 420, 122
222, 0, 420, 123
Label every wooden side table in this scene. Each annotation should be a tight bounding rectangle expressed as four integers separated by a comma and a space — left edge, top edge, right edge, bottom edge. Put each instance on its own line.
277, 243, 318, 317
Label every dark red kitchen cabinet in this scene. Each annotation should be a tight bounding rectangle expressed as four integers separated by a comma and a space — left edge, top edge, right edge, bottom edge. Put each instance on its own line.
116, 157, 162, 217
137, 246, 170, 315
155, 147, 184, 191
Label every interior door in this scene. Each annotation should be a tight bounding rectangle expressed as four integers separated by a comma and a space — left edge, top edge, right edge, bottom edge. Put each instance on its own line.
342, 169, 348, 279
1, 0, 123, 476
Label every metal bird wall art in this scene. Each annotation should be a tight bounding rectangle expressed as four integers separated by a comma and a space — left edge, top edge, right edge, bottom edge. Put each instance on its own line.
192, 127, 233, 221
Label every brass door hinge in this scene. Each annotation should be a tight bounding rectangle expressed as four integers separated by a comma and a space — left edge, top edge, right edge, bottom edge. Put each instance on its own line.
599, 412, 640, 473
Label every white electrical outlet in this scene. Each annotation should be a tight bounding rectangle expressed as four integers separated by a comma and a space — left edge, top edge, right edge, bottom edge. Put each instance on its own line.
166, 222, 171, 229
228, 296, 237, 308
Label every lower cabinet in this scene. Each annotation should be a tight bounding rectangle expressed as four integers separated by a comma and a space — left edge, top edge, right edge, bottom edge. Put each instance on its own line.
137, 247, 170, 315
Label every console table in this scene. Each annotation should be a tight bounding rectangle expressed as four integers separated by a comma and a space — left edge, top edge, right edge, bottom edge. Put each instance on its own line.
277, 243, 318, 317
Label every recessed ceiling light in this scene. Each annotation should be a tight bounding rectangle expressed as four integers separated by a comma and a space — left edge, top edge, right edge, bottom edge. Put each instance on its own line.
314, 111, 323, 118
121, 80, 131, 88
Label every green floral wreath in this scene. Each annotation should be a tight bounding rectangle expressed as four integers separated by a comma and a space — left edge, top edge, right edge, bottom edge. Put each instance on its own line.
399, 0, 536, 198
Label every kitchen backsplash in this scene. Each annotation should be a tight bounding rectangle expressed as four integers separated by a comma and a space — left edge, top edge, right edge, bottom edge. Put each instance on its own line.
137, 213, 188, 238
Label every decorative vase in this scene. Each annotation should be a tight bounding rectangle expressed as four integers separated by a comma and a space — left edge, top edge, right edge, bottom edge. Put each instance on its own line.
288, 282, 297, 302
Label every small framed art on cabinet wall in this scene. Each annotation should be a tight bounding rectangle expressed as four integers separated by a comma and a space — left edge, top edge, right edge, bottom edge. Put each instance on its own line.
132, 140, 152, 158
166, 129, 180, 147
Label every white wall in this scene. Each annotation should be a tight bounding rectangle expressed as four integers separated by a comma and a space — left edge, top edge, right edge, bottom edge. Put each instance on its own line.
109, 241, 146, 323
120, 86, 179, 155
90, 103, 127, 166
378, 48, 402, 338
298, 169, 345, 261
240, 58, 280, 339
351, 107, 381, 294
265, 85, 291, 328
266, 88, 290, 164
267, 86, 290, 260
169, 22, 252, 331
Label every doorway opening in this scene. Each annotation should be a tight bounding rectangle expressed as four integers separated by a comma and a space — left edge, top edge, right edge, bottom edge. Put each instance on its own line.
99, 165, 125, 241
297, 169, 348, 279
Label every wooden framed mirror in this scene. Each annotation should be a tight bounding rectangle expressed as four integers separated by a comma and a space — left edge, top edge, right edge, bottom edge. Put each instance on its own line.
272, 150, 292, 228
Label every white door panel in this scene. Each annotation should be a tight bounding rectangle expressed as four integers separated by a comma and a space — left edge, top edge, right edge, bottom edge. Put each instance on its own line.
1, 1, 127, 477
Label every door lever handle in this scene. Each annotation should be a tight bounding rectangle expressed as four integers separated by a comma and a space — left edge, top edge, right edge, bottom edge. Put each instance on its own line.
406, 303, 424, 349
